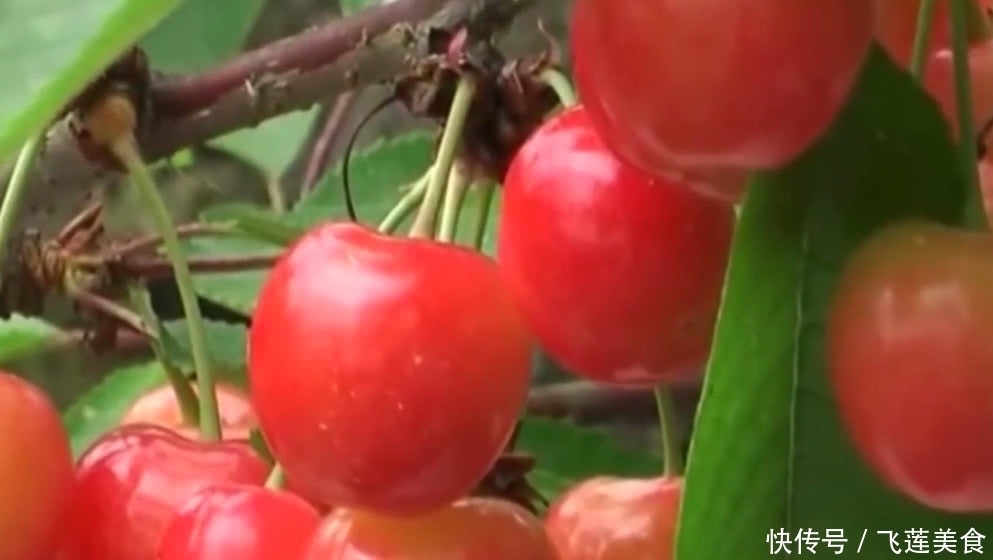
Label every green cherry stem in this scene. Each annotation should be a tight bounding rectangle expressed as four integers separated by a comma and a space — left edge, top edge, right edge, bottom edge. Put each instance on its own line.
409, 76, 477, 239
437, 162, 471, 243
950, 0, 990, 230
112, 136, 222, 441
653, 387, 683, 477
0, 134, 44, 263
539, 68, 579, 108
127, 284, 200, 426
909, 0, 937, 77
264, 464, 286, 490
379, 169, 430, 234
469, 182, 496, 251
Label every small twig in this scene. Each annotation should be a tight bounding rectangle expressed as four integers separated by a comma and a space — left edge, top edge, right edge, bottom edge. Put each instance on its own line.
65, 284, 156, 339
56, 202, 103, 247
109, 222, 237, 257
301, 91, 360, 192
119, 254, 279, 279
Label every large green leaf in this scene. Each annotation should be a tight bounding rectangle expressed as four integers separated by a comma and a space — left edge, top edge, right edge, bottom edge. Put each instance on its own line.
186, 234, 280, 316
0, 0, 183, 163
62, 361, 167, 457
677, 46, 992, 559
518, 417, 661, 500
161, 318, 248, 384
212, 109, 320, 177
289, 132, 435, 228
0, 314, 60, 363
140, 0, 263, 71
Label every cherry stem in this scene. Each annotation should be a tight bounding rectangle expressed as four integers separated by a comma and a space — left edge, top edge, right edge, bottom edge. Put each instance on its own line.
111, 136, 223, 441
909, 0, 938, 77
469, 182, 496, 250
950, 0, 990, 230
264, 464, 286, 490
378, 169, 430, 234
0, 134, 44, 263
653, 387, 683, 477
409, 76, 477, 239
128, 284, 200, 427
539, 68, 578, 108
437, 162, 471, 243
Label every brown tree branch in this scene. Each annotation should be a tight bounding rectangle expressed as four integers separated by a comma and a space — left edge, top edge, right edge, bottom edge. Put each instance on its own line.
1, 0, 536, 238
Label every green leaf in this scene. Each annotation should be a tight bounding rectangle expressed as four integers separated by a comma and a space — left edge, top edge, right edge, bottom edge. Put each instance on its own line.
288, 132, 435, 229
341, 0, 386, 15
201, 203, 306, 246
677, 45, 992, 560
161, 319, 249, 382
212, 109, 319, 176
518, 417, 661, 500
0, 314, 60, 363
62, 361, 167, 458
0, 0, 183, 163
185, 234, 281, 316
140, 0, 264, 71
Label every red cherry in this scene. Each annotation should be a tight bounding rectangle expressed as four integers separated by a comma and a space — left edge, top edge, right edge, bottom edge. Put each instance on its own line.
570, 0, 874, 172
0, 372, 73, 560
923, 39, 993, 136
545, 476, 683, 560
120, 382, 257, 441
157, 482, 320, 559
303, 497, 557, 559
61, 424, 268, 559
828, 221, 993, 512
497, 105, 735, 386
248, 221, 532, 516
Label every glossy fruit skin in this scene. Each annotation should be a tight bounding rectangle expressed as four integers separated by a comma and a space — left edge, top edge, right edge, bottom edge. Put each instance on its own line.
248, 221, 533, 516
157, 482, 321, 559
923, 40, 993, 136
303, 497, 557, 559
545, 476, 683, 560
978, 156, 993, 221
497, 105, 735, 386
61, 423, 269, 559
0, 372, 74, 560
570, 0, 875, 172
121, 382, 257, 441
828, 221, 993, 512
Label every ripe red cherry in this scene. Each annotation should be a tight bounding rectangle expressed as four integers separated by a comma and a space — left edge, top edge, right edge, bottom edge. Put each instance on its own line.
0, 371, 74, 560
545, 476, 683, 560
497, 105, 735, 386
121, 382, 257, 441
978, 156, 993, 221
923, 39, 993, 136
828, 221, 993, 512
157, 482, 321, 559
248, 221, 532, 516
570, 0, 875, 172
303, 497, 557, 559
61, 424, 269, 559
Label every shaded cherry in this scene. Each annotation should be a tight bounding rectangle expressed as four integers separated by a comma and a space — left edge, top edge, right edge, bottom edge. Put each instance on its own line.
120, 382, 257, 441
497, 105, 735, 387
545, 476, 683, 560
157, 482, 321, 559
303, 497, 556, 559
0, 371, 74, 560
248, 221, 532, 516
828, 221, 993, 512
60, 423, 268, 559
570, 0, 874, 172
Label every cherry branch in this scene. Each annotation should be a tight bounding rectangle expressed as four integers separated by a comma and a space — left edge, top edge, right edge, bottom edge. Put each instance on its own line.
0, 0, 538, 238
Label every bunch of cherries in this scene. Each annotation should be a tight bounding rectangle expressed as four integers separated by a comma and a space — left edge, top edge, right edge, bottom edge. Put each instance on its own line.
2, 1, 992, 559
